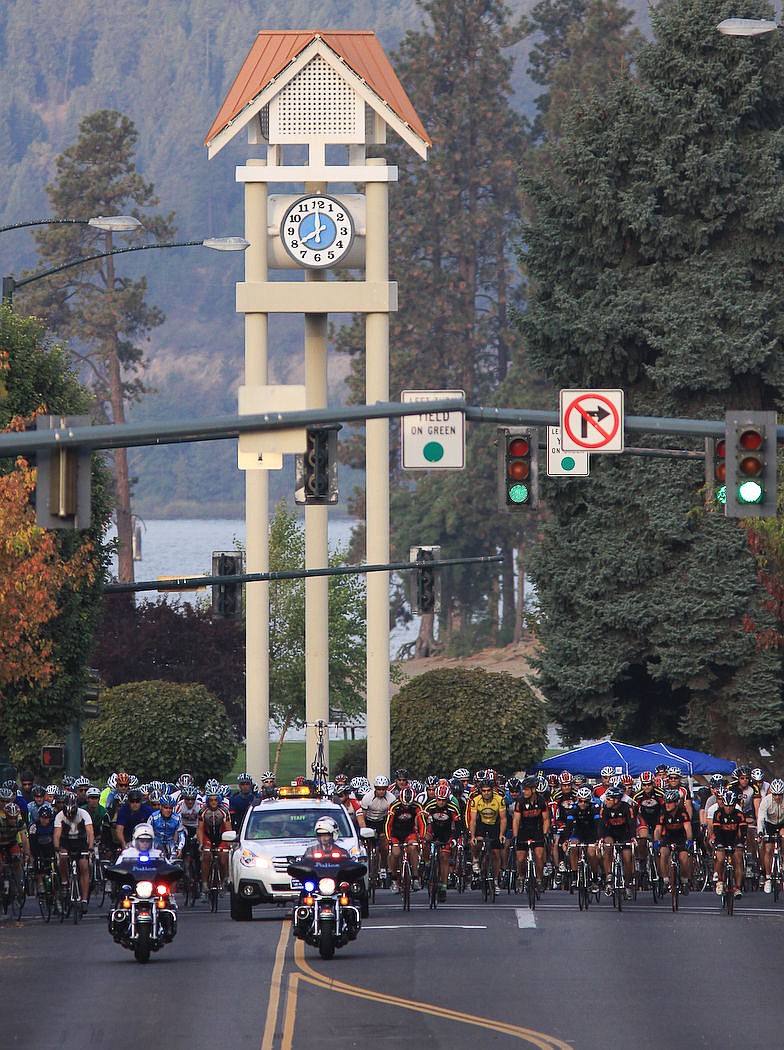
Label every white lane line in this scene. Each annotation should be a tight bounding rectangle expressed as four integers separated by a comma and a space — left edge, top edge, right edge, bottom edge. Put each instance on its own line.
516, 908, 537, 929
367, 924, 488, 930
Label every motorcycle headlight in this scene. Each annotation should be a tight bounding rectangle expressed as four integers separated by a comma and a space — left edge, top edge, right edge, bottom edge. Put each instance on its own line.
136, 881, 154, 898
318, 877, 336, 895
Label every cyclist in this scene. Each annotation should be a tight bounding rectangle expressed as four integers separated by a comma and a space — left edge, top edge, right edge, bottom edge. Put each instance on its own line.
53, 793, 93, 913
633, 771, 664, 865
197, 786, 232, 896
424, 782, 461, 902
469, 777, 506, 886
600, 786, 636, 896
83, 786, 111, 852
385, 786, 426, 892
0, 797, 30, 895
653, 789, 693, 891
565, 786, 602, 891
391, 768, 411, 800
175, 785, 203, 896
360, 775, 395, 881
229, 773, 258, 832
150, 795, 186, 860
709, 788, 745, 898
512, 776, 550, 890
757, 778, 784, 893
26, 784, 47, 826
593, 766, 615, 800
115, 788, 153, 849
549, 771, 577, 881
335, 783, 365, 833
28, 802, 56, 895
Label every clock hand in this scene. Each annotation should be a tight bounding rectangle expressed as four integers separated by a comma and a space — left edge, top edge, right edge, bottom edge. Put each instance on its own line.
301, 219, 328, 245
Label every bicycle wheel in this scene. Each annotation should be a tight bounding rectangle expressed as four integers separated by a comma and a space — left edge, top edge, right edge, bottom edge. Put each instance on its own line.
455, 848, 467, 894
401, 860, 411, 911
772, 856, 781, 903
9, 869, 25, 920
577, 862, 589, 911
368, 849, 378, 905
90, 857, 106, 909
526, 864, 537, 911
612, 860, 623, 911
71, 873, 82, 924
428, 854, 439, 910
648, 856, 660, 904
723, 865, 734, 916
38, 886, 52, 923
670, 862, 679, 913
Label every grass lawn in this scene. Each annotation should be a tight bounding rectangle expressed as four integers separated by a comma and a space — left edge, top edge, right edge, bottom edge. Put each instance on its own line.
228, 739, 355, 786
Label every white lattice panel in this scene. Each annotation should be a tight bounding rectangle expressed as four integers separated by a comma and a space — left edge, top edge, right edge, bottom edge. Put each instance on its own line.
268, 56, 365, 143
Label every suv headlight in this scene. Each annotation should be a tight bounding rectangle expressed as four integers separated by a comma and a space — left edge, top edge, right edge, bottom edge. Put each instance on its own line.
239, 848, 268, 869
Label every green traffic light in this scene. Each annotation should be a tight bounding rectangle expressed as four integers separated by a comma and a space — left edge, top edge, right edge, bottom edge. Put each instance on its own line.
508, 483, 529, 504
738, 479, 764, 504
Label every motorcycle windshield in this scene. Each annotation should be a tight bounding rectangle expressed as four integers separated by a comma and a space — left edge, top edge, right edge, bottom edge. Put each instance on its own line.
287, 856, 367, 883
106, 858, 183, 887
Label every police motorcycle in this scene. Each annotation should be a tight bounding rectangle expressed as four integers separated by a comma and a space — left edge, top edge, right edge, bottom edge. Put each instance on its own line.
105, 824, 182, 963
287, 819, 370, 960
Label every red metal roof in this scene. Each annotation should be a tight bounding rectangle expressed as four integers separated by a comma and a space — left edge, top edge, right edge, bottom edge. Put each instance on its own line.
205, 30, 430, 148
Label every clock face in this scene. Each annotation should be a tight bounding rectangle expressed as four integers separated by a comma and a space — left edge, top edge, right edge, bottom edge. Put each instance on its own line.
280, 194, 355, 269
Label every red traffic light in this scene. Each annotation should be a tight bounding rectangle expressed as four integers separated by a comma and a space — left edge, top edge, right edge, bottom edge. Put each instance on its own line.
715, 438, 726, 482
508, 436, 530, 458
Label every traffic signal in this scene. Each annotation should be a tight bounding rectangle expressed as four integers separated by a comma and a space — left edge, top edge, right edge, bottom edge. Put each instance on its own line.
725, 411, 778, 519
212, 551, 243, 619
704, 434, 727, 506
410, 546, 440, 615
294, 426, 339, 505
497, 427, 539, 510
41, 745, 66, 770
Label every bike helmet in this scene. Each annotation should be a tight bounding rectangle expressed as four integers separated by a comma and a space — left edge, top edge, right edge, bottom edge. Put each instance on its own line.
204, 778, 221, 795
709, 774, 725, 787
107, 773, 118, 790
351, 777, 370, 794
522, 776, 538, 790
558, 771, 573, 786
116, 771, 131, 787
73, 776, 90, 790
574, 774, 587, 786
394, 769, 409, 780
600, 765, 614, 778
61, 776, 75, 789
86, 787, 101, 799
37, 803, 54, 818
410, 780, 424, 795
148, 789, 162, 805
0, 788, 13, 803
31, 785, 45, 798
734, 765, 751, 778
127, 788, 143, 803
314, 817, 339, 838
722, 789, 738, 806
771, 779, 784, 795
666, 766, 682, 778
159, 794, 174, 808
425, 775, 439, 787
576, 786, 593, 801
435, 783, 451, 800
506, 777, 522, 793
181, 785, 198, 800
236, 772, 253, 786
663, 789, 681, 803
621, 774, 634, 787
4, 802, 20, 819
178, 772, 194, 788
399, 787, 415, 805
536, 776, 548, 793
132, 824, 155, 851
452, 768, 470, 780
639, 771, 654, 785
373, 775, 390, 788
63, 794, 78, 818
128, 775, 139, 788
606, 787, 623, 800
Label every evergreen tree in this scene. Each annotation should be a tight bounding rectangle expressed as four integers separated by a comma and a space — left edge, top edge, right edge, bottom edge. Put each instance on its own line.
335, 0, 532, 649
18, 110, 175, 584
518, 0, 784, 756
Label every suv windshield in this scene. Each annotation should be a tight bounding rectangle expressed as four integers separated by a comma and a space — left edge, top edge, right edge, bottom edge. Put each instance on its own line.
245, 806, 354, 841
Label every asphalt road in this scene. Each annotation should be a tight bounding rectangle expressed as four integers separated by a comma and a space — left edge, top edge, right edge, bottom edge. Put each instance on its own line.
2, 884, 782, 1050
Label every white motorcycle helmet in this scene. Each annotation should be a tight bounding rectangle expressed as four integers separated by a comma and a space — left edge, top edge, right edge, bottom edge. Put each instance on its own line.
132, 823, 155, 852
314, 816, 340, 843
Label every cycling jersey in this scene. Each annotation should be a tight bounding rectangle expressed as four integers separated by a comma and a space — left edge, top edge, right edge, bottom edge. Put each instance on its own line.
566, 801, 601, 843
655, 809, 689, 847
600, 801, 635, 842
711, 806, 745, 848
150, 811, 186, 856
468, 792, 505, 828
385, 800, 426, 843
514, 798, 548, 847
424, 800, 461, 844
634, 787, 664, 830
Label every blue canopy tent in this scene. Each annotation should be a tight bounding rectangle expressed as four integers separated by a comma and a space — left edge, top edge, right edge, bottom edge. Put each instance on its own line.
538, 740, 685, 777
644, 743, 736, 776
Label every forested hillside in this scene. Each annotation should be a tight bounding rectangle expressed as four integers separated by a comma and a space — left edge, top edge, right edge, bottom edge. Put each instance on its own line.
0, 0, 651, 516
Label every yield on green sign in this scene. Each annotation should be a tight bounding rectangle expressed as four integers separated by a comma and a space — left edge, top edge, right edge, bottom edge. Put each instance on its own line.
546, 426, 590, 477
401, 390, 465, 470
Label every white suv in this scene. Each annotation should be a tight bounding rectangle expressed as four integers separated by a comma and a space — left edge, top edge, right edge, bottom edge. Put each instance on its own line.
225, 792, 367, 921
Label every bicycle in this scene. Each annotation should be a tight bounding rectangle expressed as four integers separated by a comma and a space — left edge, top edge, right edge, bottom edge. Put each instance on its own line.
427, 842, 441, 909
667, 846, 682, 912
399, 846, 413, 912
645, 849, 661, 904
1, 853, 26, 920
609, 842, 630, 912
59, 854, 84, 924
453, 835, 468, 894
573, 844, 593, 912
501, 841, 518, 894
87, 843, 106, 909
719, 847, 737, 917
35, 858, 59, 923
770, 835, 783, 903
475, 837, 497, 903
518, 840, 539, 911
205, 846, 223, 913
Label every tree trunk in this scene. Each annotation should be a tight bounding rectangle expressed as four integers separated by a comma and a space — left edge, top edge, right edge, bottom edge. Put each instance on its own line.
415, 612, 436, 657
272, 708, 295, 781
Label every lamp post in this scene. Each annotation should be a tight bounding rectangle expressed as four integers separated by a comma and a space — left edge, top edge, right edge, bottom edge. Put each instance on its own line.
3, 236, 249, 306
0, 214, 142, 235
717, 18, 779, 36
5, 234, 248, 583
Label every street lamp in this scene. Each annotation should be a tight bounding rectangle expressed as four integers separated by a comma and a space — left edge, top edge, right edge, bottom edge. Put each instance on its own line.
2, 237, 249, 306
717, 18, 779, 36
0, 214, 142, 234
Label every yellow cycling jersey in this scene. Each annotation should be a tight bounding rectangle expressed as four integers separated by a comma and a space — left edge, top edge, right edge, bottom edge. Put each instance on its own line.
469, 792, 505, 827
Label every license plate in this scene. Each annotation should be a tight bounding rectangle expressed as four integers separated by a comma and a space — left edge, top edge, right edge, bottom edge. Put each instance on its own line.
290, 879, 302, 890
